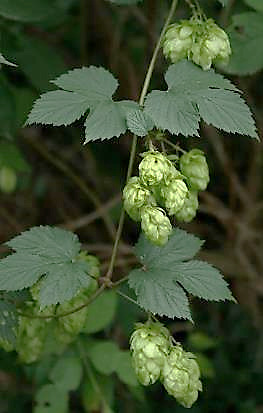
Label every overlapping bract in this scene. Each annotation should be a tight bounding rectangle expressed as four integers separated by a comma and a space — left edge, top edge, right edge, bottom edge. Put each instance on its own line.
163, 17, 231, 70
123, 149, 209, 245
130, 321, 202, 408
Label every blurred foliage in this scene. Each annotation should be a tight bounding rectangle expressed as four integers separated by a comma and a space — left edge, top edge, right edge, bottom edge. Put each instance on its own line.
0, 0, 263, 412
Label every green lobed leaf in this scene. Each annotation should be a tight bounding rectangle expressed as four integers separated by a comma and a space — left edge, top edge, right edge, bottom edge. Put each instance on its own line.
126, 108, 154, 137
0, 299, 18, 344
144, 60, 258, 139
84, 101, 127, 143
224, 12, 263, 75
49, 356, 83, 391
0, 226, 92, 308
52, 66, 118, 100
128, 228, 235, 320
26, 65, 139, 142
128, 268, 192, 320
26, 90, 92, 126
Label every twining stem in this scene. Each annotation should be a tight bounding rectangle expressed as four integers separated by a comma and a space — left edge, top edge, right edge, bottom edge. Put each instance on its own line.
104, 0, 179, 282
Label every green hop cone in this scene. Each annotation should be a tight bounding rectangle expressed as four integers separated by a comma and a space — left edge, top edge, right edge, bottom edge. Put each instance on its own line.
77, 251, 101, 279
162, 344, 202, 408
141, 206, 172, 246
139, 151, 174, 187
161, 179, 188, 216
191, 18, 231, 70
176, 190, 199, 223
163, 21, 194, 63
130, 321, 171, 386
0, 166, 17, 194
180, 149, 209, 191
123, 176, 156, 221
16, 315, 48, 364
57, 279, 98, 337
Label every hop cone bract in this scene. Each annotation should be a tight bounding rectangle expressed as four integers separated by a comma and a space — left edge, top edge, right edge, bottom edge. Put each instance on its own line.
162, 345, 202, 408
130, 322, 170, 386
176, 190, 199, 223
180, 149, 209, 191
123, 176, 156, 221
163, 21, 194, 63
141, 206, 172, 246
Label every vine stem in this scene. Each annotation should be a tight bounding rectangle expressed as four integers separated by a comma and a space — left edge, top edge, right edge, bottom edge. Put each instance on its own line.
104, 0, 178, 283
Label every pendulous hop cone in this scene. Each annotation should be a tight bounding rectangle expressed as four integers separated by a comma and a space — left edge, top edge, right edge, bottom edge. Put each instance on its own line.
161, 178, 189, 215
176, 190, 199, 223
139, 151, 175, 187
162, 344, 202, 408
130, 321, 170, 386
123, 176, 157, 221
180, 149, 210, 191
163, 17, 231, 71
141, 206, 172, 247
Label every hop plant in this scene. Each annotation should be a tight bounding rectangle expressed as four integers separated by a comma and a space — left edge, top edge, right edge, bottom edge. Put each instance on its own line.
0, 166, 17, 194
180, 149, 209, 191
163, 20, 194, 63
57, 279, 98, 337
123, 176, 156, 221
176, 190, 199, 223
141, 206, 172, 246
16, 314, 48, 364
130, 321, 170, 386
77, 251, 101, 279
163, 17, 231, 71
162, 344, 202, 408
139, 151, 174, 187
161, 179, 188, 216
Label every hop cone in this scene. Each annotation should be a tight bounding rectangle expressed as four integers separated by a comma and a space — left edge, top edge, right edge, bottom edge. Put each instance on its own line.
161, 179, 188, 216
176, 190, 199, 223
180, 149, 209, 191
162, 345, 202, 408
191, 18, 231, 70
163, 21, 194, 63
0, 338, 14, 352
141, 206, 172, 246
78, 252, 101, 279
123, 176, 156, 221
57, 280, 98, 337
139, 151, 174, 187
130, 322, 171, 386
16, 314, 48, 363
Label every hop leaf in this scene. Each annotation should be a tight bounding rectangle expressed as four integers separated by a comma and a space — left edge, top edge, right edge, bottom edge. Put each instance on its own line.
141, 206, 172, 247
123, 176, 156, 222
162, 344, 202, 408
176, 190, 199, 223
130, 321, 170, 386
180, 149, 210, 191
